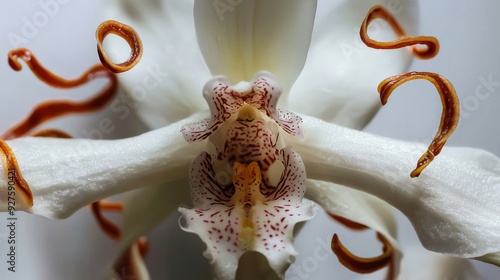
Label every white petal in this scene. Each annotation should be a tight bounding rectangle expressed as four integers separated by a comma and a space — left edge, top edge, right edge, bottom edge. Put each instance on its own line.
475, 253, 500, 265
305, 180, 402, 274
0, 113, 207, 219
289, 0, 418, 129
120, 178, 191, 255
129, 243, 151, 280
109, 242, 151, 280
179, 146, 316, 279
179, 199, 316, 280
398, 246, 483, 280
102, 0, 211, 129
193, 0, 317, 100
288, 115, 500, 264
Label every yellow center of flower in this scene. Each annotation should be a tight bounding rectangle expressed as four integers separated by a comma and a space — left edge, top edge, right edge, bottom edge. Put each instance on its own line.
231, 161, 267, 248
231, 161, 266, 212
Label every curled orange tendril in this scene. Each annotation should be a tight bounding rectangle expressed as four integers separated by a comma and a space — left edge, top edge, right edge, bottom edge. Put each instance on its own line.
0, 49, 117, 206
90, 201, 124, 240
30, 129, 73, 138
4, 48, 118, 140
328, 213, 368, 231
360, 5, 439, 59
379, 72, 460, 177
96, 20, 143, 73
332, 233, 394, 278
328, 212, 395, 280
1, 18, 142, 208
90, 201, 149, 278
95, 20, 147, 277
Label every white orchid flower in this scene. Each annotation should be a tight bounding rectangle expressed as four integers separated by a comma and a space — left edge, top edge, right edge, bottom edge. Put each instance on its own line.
0, 0, 499, 279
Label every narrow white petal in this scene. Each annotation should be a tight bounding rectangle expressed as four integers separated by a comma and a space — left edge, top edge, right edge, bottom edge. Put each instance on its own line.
288, 115, 500, 264
109, 243, 151, 280
475, 253, 500, 265
120, 178, 191, 254
0, 113, 207, 219
398, 246, 483, 280
290, 0, 418, 129
193, 0, 317, 100
127, 243, 152, 280
102, 0, 211, 129
306, 180, 402, 274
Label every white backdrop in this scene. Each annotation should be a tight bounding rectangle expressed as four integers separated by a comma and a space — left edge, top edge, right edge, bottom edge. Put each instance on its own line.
0, 0, 499, 279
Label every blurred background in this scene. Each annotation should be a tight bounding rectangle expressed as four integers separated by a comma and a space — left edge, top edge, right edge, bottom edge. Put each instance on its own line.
0, 0, 499, 279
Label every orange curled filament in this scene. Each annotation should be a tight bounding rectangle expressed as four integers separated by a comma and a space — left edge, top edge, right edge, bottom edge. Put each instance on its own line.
90, 200, 125, 241
332, 233, 394, 278
31, 129, 73, 138
361, 5, 439, 59
90, 200, 149, 278
96, 20, 143, 73
327, 212, 395, 279
0, 140, 33, 206
378, 72, 460, 177
328, 212, 368, 231
3, 48, 118, 140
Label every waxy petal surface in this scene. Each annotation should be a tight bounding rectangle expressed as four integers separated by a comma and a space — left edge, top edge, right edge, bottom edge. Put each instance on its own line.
290, 0, 418, 129
194, 0, 317, 104
289, 115, 500, 264
0, 113, 207, 219
102, 0, 211, 128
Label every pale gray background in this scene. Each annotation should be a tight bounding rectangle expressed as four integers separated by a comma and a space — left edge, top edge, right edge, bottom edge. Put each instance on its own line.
0, 1, 499, 279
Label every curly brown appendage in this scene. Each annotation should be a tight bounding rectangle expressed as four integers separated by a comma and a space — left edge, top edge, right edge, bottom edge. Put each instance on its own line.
96, 20, 143, 73
378, 72, 460, 177
91, 201, 150, 279
31, 129, 73, 138
328, 212, 395, 280
327, 212, 368, 231
0, 140, 33, 206
360, 5, 439, 59
332, 233, 394, 280
95, 21, 146, 279
3, 48, 118, 140
90, 200, 125, 241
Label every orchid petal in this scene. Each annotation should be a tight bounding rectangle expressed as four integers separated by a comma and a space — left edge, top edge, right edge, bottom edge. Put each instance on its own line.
179, 199, 316, 280
102, 0, 211, 129
193, 0, 317, 102
305, 180, 402, 275
119, 178, 191, 255
398, 246, 483, 280
475, 253, 500, 265
288, 115, 500, 264
179, 147, 317, 279
0, 113, 207, 219
289, 0, 418, 129
110, 242, 151, 280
